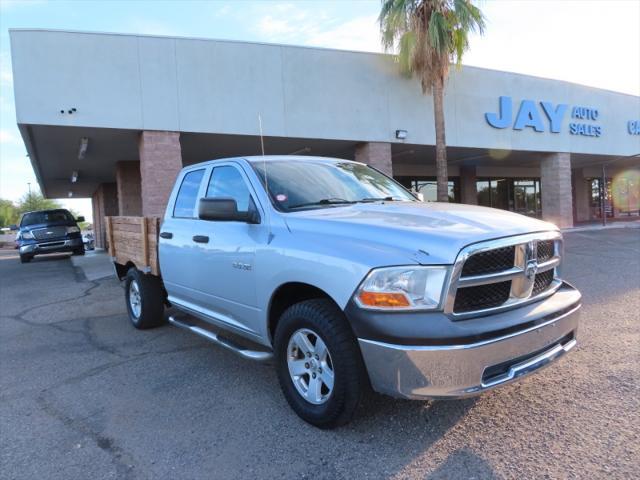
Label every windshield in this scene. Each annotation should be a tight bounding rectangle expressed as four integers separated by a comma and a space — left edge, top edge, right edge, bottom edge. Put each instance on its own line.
252, 160, 416, 211
21, 209, 75, 227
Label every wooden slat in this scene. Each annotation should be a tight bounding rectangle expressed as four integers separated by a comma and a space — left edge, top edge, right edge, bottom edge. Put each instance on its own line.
141, 216, 149, 269
107, 215, 160, 276
111, 216, 144, 226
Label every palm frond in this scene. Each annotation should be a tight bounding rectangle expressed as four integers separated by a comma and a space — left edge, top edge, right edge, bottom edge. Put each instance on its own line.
378, 0, 485, 90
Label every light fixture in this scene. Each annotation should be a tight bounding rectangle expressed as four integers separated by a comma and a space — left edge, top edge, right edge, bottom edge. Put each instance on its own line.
395, 129, 408, 140
71, 171, 78, 183
78, 137, 89, 160
68, 191, 73, 198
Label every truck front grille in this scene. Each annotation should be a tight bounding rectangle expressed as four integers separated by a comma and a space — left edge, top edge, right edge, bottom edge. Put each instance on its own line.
453, 280, 512, 313
446, 232, 563, 318
536, 240, 555, 263
32, 226, 67, 240
461, 246, 515, 277
532, 269, 555, 296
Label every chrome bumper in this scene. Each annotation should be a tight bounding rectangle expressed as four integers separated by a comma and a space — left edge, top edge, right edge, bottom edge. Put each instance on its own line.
358, 304, 580, 399
19, 237, 83, 254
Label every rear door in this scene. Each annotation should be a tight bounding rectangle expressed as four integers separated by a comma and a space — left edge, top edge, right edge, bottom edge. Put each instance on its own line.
159, 167, 208, 306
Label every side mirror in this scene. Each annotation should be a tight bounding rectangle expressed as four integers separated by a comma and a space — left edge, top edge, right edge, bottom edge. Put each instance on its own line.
76, 216, 85, 223
198, 197, 260, 224
9, 224, 18, 231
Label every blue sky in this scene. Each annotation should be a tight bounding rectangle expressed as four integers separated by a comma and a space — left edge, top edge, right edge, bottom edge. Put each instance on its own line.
1, 0, 639, 220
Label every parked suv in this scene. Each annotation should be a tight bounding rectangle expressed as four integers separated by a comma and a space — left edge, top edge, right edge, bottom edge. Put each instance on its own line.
12, 209, 85, 263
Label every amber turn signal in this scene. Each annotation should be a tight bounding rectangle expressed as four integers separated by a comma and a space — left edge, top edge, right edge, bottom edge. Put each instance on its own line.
358, 291, 411, 308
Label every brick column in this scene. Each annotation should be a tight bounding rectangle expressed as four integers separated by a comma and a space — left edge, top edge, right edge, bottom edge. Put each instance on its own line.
116, 161, 142, 216
540, 153, 573, 228
355, 142, 393, 177
139, 131, 183, 217
91, 183, 118, 249
572, 168, 589, 223
459, 166, 477, 205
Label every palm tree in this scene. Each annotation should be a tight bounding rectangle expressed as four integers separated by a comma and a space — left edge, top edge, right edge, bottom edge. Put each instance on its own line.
379, 0, 485, 202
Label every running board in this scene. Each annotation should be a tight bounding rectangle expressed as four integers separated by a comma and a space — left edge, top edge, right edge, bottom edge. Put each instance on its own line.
168, 315, 273, 362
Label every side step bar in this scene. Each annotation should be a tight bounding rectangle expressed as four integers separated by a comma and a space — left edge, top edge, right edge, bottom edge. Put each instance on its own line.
168, 315, 273, 362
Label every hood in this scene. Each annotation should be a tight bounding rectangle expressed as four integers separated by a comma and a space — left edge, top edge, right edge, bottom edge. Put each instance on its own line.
20, 220, 76, 231
283, 202, 558, 265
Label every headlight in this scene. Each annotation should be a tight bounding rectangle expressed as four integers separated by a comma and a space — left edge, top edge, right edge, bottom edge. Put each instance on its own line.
21, 231, 34, 240
355, 266, 449, 310
66, 226, 80, 234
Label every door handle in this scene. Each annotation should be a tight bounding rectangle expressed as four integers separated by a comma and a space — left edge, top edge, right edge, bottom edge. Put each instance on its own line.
192, 235, 209, 244
159, 232, 173, 239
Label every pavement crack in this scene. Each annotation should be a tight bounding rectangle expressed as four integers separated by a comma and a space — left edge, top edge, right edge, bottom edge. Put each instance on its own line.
36, 391, 141, 480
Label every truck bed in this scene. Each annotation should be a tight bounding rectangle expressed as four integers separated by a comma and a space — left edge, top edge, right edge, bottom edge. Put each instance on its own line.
105, 216, 160, 276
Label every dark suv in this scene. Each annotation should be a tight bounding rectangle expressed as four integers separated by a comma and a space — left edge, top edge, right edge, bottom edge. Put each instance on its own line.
11, 209, 85, 263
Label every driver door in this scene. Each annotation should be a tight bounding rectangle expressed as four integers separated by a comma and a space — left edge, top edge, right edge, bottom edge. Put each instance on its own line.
189, 162, 266, 337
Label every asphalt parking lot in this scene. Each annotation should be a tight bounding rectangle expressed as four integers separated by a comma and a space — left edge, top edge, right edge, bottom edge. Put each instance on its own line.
1, 228, 639, 479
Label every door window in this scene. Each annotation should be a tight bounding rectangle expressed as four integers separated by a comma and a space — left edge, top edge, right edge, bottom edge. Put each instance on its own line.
173, 169, 205, 218
206, 166, 253, 213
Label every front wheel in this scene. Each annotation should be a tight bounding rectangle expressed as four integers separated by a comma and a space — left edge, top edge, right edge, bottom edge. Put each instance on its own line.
19, 254, 32, 264
124, 268, 165, 329
274, 299, 367, 429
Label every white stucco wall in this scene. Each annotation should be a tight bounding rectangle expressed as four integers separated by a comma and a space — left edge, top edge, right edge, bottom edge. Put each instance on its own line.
10, 29, 640, 157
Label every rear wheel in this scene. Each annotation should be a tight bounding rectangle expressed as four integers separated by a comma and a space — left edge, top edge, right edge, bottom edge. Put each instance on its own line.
274, 298, 367, 429
124, 268, 165, 329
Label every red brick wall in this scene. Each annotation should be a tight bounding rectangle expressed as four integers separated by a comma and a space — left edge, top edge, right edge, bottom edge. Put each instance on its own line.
116, 161, 142, 216
541, 153, 574, 228
139, 131, 183, 217
91, 183, 118, 250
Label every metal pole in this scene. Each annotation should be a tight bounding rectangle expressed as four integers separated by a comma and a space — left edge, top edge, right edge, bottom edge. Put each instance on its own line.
601, 164, 607, 227
27, 182, 32, 211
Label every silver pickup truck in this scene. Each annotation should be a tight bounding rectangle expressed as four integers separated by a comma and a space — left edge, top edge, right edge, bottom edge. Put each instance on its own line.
112, 156, 581, 428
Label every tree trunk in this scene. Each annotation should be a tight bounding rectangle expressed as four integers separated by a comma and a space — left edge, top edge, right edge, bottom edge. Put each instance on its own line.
432, 76, 449, 202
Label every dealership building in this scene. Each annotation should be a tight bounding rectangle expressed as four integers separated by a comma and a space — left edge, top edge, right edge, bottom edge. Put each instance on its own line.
9, 29, 640, 248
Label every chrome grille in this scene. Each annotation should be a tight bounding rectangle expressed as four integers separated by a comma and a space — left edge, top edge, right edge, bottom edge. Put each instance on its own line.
445, 232, 562, 318
32, 226, 67, 240
453, 280, 512, 313
461, 246, 515, 277
537, 240, 554, 263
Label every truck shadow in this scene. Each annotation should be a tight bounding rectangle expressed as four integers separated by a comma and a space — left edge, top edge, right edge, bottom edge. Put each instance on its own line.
315, 393, 486, 477
425, 447, 499, 479
28, 253, 72, 263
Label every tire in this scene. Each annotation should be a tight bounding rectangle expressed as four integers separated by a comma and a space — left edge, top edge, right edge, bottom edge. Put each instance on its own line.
124, 268, 165, 329
274, 298, 367, 429
20, 254, 32, 264
72, 247, 85, 256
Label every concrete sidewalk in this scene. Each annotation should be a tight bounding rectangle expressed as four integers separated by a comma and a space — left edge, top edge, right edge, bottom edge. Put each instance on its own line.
70, 250, 115, 281
562, 220, 640, 233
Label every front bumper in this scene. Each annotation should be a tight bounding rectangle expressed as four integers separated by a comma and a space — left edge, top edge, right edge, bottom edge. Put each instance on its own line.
358, 299, 580, 399
19, 237, 83, 255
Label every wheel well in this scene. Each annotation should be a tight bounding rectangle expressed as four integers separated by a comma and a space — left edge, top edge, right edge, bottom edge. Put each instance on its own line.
268, 282, 335, 341
114, 261, 136, 280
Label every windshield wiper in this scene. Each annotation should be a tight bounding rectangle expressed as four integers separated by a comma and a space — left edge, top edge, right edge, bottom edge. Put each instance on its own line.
357, 196, 395, 203
288, 198, 355, 209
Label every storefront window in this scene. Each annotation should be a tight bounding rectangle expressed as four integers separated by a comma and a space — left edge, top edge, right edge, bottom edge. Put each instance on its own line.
395, 177, 460, 203
477, 178, 541, 217
588, 175, 639, 219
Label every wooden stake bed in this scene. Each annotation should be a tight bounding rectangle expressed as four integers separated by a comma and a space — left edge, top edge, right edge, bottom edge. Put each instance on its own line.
105, 216, 161, 276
